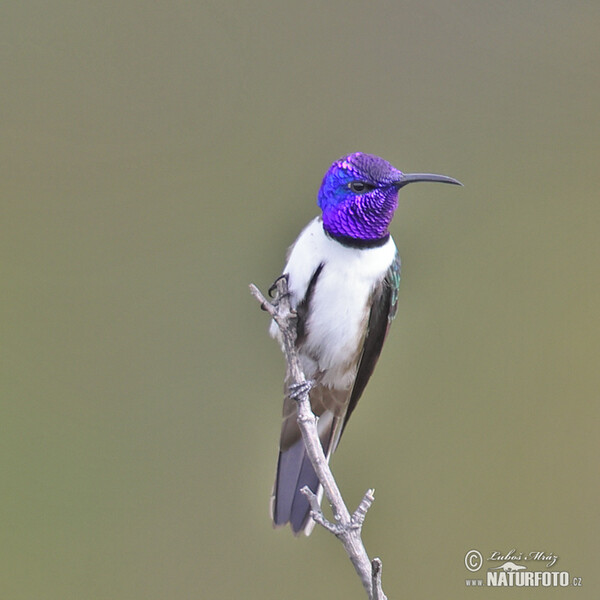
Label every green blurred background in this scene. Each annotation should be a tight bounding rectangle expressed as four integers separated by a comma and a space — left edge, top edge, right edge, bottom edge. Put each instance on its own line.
3, 1, 599, 598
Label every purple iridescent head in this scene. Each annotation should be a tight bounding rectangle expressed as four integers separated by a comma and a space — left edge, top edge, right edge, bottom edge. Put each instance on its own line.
317, 152, 461, 243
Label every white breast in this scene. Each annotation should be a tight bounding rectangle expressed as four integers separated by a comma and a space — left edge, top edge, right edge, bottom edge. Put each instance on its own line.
270, 217, 397, 389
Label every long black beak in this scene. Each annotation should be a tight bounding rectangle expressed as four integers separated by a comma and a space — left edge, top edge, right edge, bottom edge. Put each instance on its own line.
395, 173, 463, 189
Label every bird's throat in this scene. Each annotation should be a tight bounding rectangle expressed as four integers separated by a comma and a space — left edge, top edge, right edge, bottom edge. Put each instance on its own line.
321, 193, 397, 247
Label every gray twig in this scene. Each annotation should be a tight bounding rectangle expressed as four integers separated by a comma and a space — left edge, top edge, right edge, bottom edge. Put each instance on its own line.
371, 558, 385, 600
250, 278, 388, 600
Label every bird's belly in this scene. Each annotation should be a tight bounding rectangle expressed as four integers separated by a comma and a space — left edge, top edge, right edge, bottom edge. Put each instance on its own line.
300, 273, 372, 390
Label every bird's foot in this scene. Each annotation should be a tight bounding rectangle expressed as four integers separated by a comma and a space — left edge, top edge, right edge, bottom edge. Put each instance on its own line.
268, 273, 289, 298
288, 380, 315, 401
265, 274, 293, 314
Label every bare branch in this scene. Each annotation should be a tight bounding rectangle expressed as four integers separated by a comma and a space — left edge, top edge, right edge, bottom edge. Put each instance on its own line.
353, 488, 376, 528
300, 486, 342, 535
250, 279, 388, 600
371, 558, 385, 600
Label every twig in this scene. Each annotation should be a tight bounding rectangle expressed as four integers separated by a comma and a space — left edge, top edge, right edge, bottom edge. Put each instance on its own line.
371, 558, 385, 600
250, 278, 388, 600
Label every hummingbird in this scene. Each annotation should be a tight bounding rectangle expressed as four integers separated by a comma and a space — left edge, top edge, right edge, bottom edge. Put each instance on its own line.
269, 152, 461, 535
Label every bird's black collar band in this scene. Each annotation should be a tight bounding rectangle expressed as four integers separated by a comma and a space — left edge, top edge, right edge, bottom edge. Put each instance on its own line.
325, 230, 390, 249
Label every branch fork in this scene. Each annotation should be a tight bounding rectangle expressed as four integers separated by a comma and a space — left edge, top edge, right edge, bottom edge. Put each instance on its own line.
250, 277, 387, 600
301, 486, 375, 537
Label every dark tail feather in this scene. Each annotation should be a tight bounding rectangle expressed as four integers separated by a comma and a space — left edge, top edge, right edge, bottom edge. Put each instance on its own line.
272, 440, 320, 534
271, 412, 342, 535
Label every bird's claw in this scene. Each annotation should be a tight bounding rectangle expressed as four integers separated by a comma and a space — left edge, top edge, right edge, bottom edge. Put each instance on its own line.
288, 380, 315, 401
268, 274, 289, 298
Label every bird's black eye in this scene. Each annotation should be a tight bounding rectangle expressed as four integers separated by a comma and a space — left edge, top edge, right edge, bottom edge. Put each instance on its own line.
348, 181, 375, 194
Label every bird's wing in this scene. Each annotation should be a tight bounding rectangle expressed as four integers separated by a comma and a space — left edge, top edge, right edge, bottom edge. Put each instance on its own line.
342, 251, 401, 432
